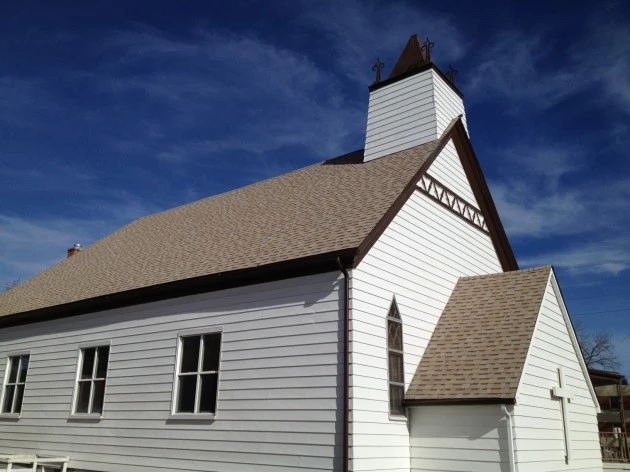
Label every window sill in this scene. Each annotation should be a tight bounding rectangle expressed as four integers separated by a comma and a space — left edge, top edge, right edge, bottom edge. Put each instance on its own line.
167, 413, 216, 423
67, 413, 103, 423
0, 413, 20, 421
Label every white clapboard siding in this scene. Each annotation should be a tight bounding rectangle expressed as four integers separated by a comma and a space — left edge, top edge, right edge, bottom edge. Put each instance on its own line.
514, 273, 603, 472
409, 405, 509, 472
364, 68, 467, 162
350, 143, 503, 471
432, 70, 467, 137
0, 272, 344, 472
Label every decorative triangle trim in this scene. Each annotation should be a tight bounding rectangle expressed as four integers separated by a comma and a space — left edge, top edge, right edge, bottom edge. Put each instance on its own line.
417, 174, 489, 234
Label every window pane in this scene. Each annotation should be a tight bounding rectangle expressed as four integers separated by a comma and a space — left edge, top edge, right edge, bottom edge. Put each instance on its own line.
96, 346, 109, 379
92, 380, 105, 414
388, 320, 402, 350
388, 302, 401, 320
8, 358, 18, 383
13, 385, 24, 413
2, 385, 15, 413
180, 336, 200, 373
18, 355, 29, 383
76, 381, 91, 413
202, 333, 221, 372
177, 375, 197, 413
389, 384, 404, 415
388, 352, 404, 383
81, 348, 96, 379
199, 373, 218, 413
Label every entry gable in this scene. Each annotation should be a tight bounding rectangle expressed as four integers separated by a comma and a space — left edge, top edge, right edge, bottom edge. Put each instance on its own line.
515, 269, 599, 411
513, 268, 602, 470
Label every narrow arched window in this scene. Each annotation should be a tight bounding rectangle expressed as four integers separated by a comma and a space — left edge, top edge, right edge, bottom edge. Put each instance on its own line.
387, 298, 405, 416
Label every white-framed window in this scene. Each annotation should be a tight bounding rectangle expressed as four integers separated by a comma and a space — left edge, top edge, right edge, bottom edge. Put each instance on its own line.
72, 345, 110, 415
1, 354, 30, 415
386, 299, 405, 417
172, 331, 222, 415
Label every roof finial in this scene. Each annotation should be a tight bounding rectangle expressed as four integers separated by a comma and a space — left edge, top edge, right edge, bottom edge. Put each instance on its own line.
420, 37, 435, 62
446, 65, 457, 84
372, 58, 385, 83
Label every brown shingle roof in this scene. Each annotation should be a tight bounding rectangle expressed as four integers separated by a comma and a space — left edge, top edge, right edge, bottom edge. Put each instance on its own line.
0, 140, 440, 319
405, 266, 552, 404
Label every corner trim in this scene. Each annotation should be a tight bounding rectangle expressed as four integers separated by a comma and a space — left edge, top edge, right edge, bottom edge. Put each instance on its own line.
449, 121, 519, 271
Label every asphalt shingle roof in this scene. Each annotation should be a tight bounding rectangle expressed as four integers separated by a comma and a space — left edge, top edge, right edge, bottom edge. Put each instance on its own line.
0, 140, 440, 318
405, 266, 552, 403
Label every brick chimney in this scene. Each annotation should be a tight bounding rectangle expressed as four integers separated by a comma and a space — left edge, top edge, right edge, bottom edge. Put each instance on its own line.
67, 243, 82, 258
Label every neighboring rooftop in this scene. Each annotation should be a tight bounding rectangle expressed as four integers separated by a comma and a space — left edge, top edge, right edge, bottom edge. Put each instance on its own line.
405, 265, 552, 404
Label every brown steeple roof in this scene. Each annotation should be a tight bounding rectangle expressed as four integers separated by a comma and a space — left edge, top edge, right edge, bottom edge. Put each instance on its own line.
388, 34, 429, 79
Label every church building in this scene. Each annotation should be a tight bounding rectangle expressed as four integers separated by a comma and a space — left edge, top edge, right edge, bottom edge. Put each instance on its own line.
0, 35, 603, 472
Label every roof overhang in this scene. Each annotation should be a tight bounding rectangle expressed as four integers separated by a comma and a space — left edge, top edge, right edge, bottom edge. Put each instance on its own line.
0, 249, 356, 329
404, 397, 516, 406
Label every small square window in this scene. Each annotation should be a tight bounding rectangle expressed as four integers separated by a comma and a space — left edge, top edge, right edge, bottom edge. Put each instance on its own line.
73, 345, 109, 415
1, 355, 30, 414
174, 332, 222, 415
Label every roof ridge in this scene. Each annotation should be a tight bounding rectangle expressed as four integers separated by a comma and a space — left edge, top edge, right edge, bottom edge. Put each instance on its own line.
459, 265, 551, 281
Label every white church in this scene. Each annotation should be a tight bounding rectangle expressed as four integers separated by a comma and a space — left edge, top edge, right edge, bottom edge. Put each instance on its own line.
0, 35, 604, 472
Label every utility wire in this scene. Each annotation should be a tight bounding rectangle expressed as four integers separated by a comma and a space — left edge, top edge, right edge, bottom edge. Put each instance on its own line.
569, 289, 630, 301
572, 307, 630, 316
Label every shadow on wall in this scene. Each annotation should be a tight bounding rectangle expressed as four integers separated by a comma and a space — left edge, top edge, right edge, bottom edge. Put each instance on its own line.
409, 404, 511, 472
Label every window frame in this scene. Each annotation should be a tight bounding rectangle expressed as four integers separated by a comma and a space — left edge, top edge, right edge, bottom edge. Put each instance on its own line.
70, 341, 111, 419
385, 298, 406, 420
170, 326, 223, 420
0, 350, 31, 418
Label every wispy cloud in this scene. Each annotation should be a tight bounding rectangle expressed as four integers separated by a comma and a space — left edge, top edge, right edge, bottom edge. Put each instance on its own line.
95, 28, 365, 161
0, 194, 159, 287
301, 0, 465, 85
466, 9, 630, 114
491, 140, 630, 275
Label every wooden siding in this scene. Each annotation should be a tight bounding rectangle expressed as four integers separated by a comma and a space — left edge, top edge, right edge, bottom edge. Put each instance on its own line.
432, 70, 467, 137
350, 144, 503, 471
514, 274, 603, 472
364, 70, 436, 162
364, 69, 468, 163
409, 405, 510, 472
0, 272, 344, 472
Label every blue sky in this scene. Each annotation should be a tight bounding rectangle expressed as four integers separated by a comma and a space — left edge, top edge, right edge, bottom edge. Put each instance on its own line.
1, 0, 629, 376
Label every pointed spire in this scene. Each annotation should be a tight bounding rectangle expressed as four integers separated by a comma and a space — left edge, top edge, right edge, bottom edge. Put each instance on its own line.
388, 34, 431, 79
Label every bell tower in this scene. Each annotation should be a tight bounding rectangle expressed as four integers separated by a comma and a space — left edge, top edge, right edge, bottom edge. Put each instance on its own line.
364, 35, 467, 162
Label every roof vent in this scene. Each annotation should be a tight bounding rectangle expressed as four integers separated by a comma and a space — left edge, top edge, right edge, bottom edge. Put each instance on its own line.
67, 243, 82, 258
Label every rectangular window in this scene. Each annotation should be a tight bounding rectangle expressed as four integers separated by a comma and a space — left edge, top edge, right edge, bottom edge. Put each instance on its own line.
74, 345, 109, 415
387, 300, 405, 417
174, 332, 221, 415
2, 354, 30, 414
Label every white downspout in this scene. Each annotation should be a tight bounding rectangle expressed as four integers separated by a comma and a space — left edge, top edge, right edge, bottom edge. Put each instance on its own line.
502, 405, 516, 472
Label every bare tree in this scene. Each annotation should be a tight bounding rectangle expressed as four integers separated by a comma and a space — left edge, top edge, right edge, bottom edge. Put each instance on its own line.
2, 279, 21, 292
573, 319, 621, 371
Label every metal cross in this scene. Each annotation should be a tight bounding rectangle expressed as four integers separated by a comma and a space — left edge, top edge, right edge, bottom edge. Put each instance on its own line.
372, 58, 385, 83
552, 367, 573, 463
446, 65, 457, 84
421, 37, 435, 62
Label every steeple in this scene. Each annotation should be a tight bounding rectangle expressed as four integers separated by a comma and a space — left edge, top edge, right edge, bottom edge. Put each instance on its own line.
363, 34, 467, 162
388, 34, 429, 79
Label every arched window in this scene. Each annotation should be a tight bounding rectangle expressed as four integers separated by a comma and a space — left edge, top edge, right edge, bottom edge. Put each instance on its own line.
387, 298, 405, 416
